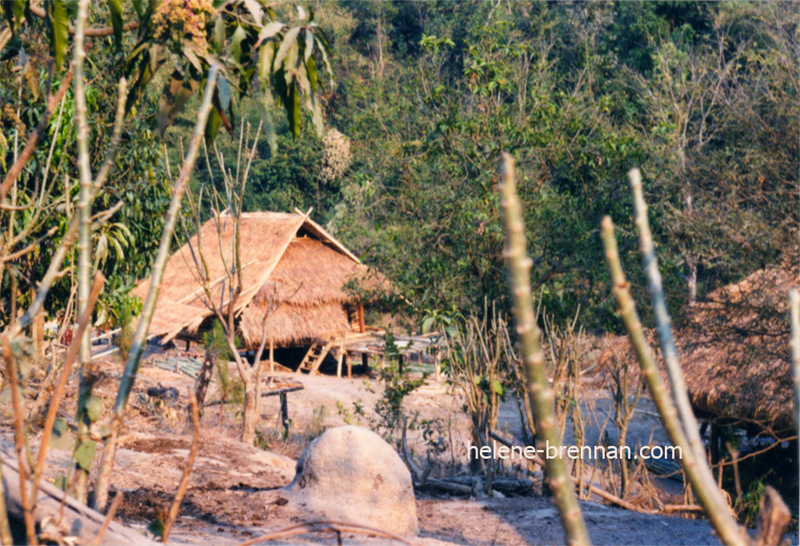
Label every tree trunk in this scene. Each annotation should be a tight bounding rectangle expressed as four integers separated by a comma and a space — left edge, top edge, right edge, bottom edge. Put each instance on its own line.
242, 378, 257, 445
241, 364, 263, 445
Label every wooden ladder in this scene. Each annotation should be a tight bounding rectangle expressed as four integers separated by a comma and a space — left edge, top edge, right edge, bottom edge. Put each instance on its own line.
297, 339, 336, 374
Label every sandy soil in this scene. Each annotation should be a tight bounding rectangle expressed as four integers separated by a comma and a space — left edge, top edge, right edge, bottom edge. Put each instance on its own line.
1, 347, 780, 545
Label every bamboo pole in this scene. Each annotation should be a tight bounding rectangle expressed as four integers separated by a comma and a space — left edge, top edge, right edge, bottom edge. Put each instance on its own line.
629, 170, 706, 464
93, 65, 220, 512
601, 215, 746, 546
73, 0, 96, 503
498, 153, 590, 546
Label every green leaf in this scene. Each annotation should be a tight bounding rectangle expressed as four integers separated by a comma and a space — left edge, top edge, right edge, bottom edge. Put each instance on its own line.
74, 440, 97, 471
290, 83, 300, 138
182, 43, 203, 72
303, 28, 314, 63
205, 106, 222, 143
491, 379, 503, 396
314, 35, 333, 82
54, 475, 68, 491
212, 16, 225, 55
422, 316, 434, 334
257, 21, 284, 47
218, 76, 231, 111
0, 130, 7, 170
3, 0, 26, 31
242, 0, 263, 25
284, 41, 299, 85
132, 0, 144, 20
258, 42, 275, 82
256, 92, 277, 153
230, 24, 247, 65
85, 395, 104, 422
46, 0, 70, 69
306, 52, 318, 90
108, 0, 124, 50
147, 519, 165, 539
274, 26, 300, 70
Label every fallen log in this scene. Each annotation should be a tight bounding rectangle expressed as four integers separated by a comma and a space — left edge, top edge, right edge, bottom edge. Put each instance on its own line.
1, 444, 155, 545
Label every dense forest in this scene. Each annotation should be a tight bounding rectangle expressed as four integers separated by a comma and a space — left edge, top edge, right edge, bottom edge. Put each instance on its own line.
1, 1, 797, 333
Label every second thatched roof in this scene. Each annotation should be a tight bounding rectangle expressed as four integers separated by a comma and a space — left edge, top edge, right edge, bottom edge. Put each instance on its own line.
677, 265, 799, 434
132, 211, 384, 348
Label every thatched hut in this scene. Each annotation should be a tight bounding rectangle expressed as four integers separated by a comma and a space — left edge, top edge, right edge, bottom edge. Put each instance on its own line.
677, 266, 798, 435
132, 211, 382, 349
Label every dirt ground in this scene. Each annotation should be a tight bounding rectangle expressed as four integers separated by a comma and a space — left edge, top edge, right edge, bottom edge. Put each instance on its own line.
1, 345, 788, 545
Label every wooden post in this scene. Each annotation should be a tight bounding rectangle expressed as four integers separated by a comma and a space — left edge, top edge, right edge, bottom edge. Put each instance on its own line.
346, 352, 352, 378
358, 303, 366, 333
362, 352, 369, 374
398, 353, 404, 375
710, 423, 719, 465
336, 338, 344, 378
269, 337, 274, 373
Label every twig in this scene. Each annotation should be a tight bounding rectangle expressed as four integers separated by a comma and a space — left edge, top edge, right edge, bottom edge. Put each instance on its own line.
237, 520, 412, 545
0, 68, 74, 203
92, 492, 123, 546
600, 214, 747, 545
162, 391, 201, 543
31, 273, 105, 511
1, 337, 37, 545
660, 504, 704, 513
497, 153, 589, 546
710, 435, 797, 469
0, 227, 59, 264
489, 431, 642, 513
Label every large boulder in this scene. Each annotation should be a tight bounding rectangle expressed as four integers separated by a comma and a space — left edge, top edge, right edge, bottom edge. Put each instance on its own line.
284, 425, 418, 536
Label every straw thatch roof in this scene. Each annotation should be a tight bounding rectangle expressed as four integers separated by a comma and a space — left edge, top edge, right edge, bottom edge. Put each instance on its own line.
132, 211, 382, 348
677, 266, 799, 434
